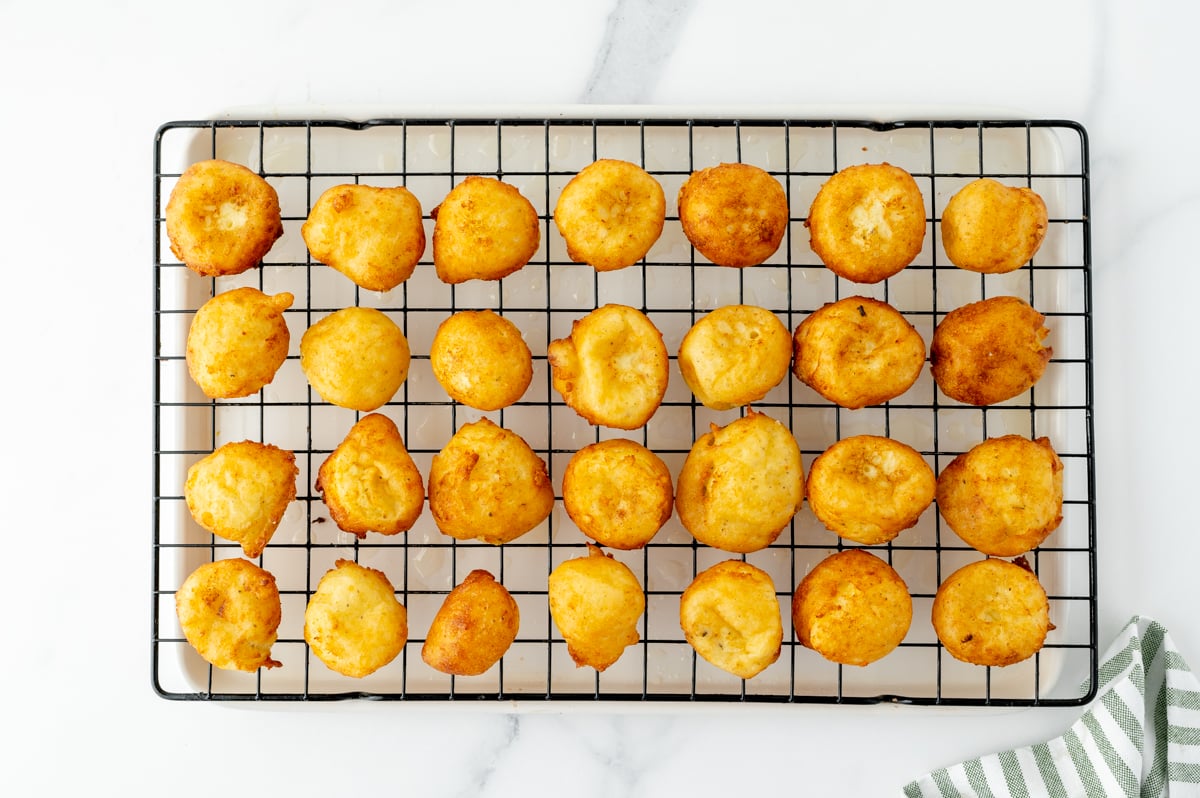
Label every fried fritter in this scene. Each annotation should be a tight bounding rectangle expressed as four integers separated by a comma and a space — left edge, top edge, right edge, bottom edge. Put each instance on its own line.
430, 310, 533, 411
427, 418, 554, 545
941, 178, 1048, 274
185, 287, 293, 399
547, 304, 669, 430
562, 438, 673, 550
315, 413, 425, 538
302, 183, 426, 292
677, 304, 792, 410
805, 435, 935, 545
936, 435, 1064, 556
184, 440, 297, 558
300, 306, 410, 411
930, 295, 1051, 406
554, 159, 665, 271
175, 558, 282, 672
166, 159, 283, 277
932, 557, 1051, 667
432, 176, 540, 284
806, 162, 926, 283
548, 544, 644, 672
304, 559, 408, 678
679, 560, 782, 679
421, 570, 520, 677
792, 549, 912, 667
792, 296, 926, 410
676, 410, 803, 553
677, 162, 788, 268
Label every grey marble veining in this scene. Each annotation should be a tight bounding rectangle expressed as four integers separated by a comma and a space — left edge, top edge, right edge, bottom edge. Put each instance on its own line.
582, 0, 696, 103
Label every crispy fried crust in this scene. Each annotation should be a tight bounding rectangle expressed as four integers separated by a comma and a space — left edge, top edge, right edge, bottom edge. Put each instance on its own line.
793, 549, 912, 667
176, 558, 282, 672
675, 411, 803, 553
427, 418, 554, 545
806, 162, 926, 283
562, 438, 673, 550
792, 296, 926, 409
300, 306, 410, 411
302, 183, 426, 291
315, 413, 425, 538
432, 176, 540, 284
304, 559, 408, 678
547, 304, 668, 429
680, 560, 783, 679
678, 304, 792, 410
932, 557, 1051, 667
806, 435, 935, 545
936, 435, 1064, 556
548, 544, 644, 672
421, 570, 520, 676
941, 178, 1048, 274
677, 162, 788, 267
166, 159, 283, 276
185, 440, 297, 558
430, 310, 533, 411
186, 287, 293, 399
554, 159, 665, 271
930, 295, 1051, 406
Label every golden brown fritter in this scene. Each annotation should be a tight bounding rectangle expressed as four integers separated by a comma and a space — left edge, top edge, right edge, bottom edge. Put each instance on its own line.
941, 178, 1048, 274
184, 440, 298, 558
554, 159, 665, 271
675, 410, 803, 553
930, 295, 1052, 406
304, 559, 408, 678
936, 435, 1064, 556
421, 569, 520, 677
299, 306, 410, 412
548, 544, 644, 672
427, 418, 554, 545
175, 558, 282, 672
679, 559, 783, 679
315, 413, 425, 538
430, 310, 533, 411
302, 183, 426, 292
562, 438, 673, 550
792, 549, 912, 667
807, 162, 926, 284
932, 557, 1052, 667
677, 162, 788, 268
432, 176, 540, 284
677, 304, 792, 411
792, 296, 926, 409
185, 287, 293, 399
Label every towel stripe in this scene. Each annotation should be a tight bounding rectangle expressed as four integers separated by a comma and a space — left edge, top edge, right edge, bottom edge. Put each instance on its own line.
1080, 710, 1138, 797
1101, 684, 1144, 752
963, 758, 995, 798
1168, 761, 1200, 782
1033, 741, 1070, 797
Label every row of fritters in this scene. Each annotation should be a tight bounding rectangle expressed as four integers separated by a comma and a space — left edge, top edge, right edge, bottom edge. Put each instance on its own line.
184, 412, 1064, 561
176, 546, 1052, 682
166, 157, 1048, 287
187, 292, 1053, 418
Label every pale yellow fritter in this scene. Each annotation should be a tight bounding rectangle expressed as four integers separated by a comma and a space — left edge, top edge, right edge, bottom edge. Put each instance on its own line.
677, 162, 788, 268
184, 440, 298, 558
304, 559, 408, 678
678, 304, 792, 410
432, 176, 540, 284
936, 435, 1064, 556
427, 418, 554, 545
422, 570, 520, 677
166, 159, 283, 277
299, 306, 410, 412
932, 557, 1051, 667
680, 560, 782, 679
547, 304, 669, 430
186, 287, 293, 399
430, 310, 533, 411
315, 413, 425, 538
553, 159, 666, 271
675, 411, 804, 553
792, 549, 912, 667
548, 544, 644, 672
175, 558, 282, 672
941, 178, 1048, 274
562, 438, 673, 550
302, 183, 426, 292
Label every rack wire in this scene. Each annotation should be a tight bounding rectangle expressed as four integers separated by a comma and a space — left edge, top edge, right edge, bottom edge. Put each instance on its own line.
153, 116, 1095, 705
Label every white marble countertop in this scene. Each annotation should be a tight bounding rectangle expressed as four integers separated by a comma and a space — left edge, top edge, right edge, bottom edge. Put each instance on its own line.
2, 1, 1197, 794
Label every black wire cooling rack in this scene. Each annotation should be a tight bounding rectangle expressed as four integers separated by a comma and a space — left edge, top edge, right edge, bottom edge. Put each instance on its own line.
153, 116, 1095, 705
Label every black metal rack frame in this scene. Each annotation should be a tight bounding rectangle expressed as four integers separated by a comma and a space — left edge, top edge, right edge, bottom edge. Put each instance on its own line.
153, 116, 1095, 706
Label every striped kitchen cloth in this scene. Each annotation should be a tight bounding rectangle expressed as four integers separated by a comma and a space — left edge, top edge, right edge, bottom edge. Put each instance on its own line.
905, 615, 1200, 797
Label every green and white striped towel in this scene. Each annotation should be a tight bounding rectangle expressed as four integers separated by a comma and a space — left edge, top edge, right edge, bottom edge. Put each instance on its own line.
905, 616, 1200, 797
